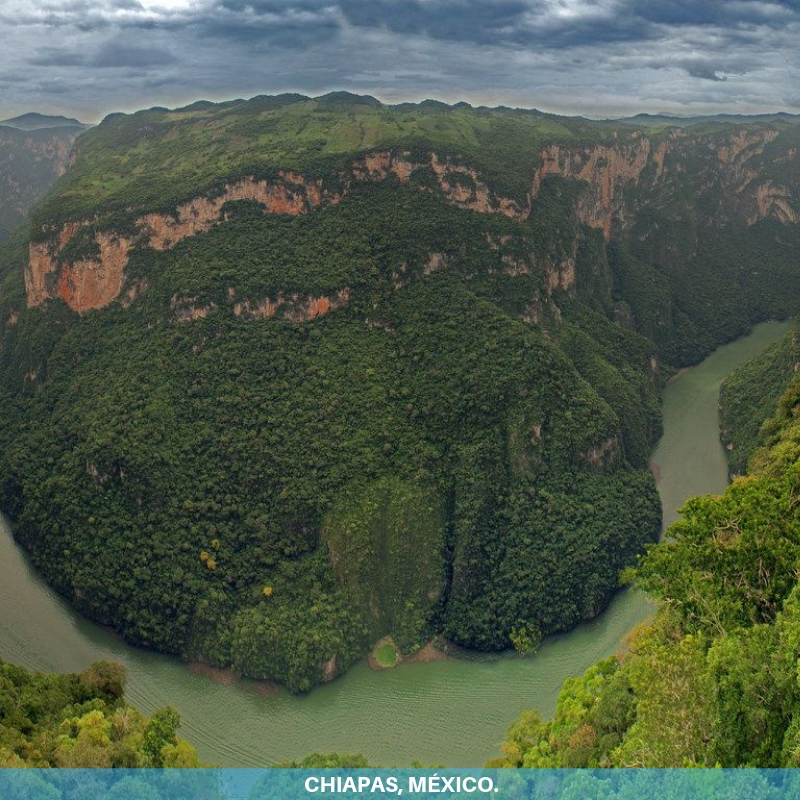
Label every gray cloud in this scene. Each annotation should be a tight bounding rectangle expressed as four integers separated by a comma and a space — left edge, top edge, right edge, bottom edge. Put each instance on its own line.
1, 0, 800, 121
91, 40, 177, 67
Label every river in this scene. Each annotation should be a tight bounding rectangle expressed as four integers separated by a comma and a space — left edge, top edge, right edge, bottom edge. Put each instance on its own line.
0, 321, 790, 767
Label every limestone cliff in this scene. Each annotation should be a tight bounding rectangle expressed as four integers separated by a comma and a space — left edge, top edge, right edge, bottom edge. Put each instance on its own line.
25, 153, 523, 313
231, 288, 350, 322
531, 135, 671, 239
0, 125, 84, 238
529, 127, 794, 239
23, 126, 800, 314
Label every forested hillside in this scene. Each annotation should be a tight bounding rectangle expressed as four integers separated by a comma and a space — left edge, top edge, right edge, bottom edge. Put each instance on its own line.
492, 350, 800, 767
721, 319, 800, 474
0, 94, 799, 690
0, 659, 198, 767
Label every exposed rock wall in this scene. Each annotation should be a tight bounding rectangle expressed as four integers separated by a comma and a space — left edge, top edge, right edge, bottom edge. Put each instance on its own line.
140, 172, 327, 250
232, 288, 350, 322
26, 153, 522, 313
531, 136, 670, 239
24, 129, 800, 313
0, 126, 83, 236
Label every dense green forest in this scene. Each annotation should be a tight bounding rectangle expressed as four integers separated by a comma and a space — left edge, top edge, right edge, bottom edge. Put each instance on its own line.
1, 95, 800, 691
720, 319, 800, 475
0, 659, 199, 767
491, 348, 800, 767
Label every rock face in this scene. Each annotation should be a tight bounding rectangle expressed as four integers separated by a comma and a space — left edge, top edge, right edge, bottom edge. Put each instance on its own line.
27, 231, 132, 311
529, 127, 793, 239
532, 137, 670, 239
23, 126, 800, 314
25, 152, 525, 313
140, 172, 328, 250
27, 172, 331, 313
231, 289, 351, 322
353, 151, 521, 216
0, 125, 84, 239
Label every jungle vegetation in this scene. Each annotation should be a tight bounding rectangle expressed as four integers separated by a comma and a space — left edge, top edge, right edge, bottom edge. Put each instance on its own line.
0, 658, 199, 768
491, 354, 800, 767
1, 95, 800, 691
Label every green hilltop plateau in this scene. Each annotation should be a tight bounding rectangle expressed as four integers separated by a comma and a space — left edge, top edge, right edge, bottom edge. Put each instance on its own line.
1, 94, 800, 694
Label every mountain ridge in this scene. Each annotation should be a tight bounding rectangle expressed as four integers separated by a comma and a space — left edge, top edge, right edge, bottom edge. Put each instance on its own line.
0, 112, 90, 131
1, 94, 799, 691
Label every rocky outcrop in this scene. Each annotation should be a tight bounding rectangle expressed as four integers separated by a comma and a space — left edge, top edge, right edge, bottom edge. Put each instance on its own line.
531, 136, 672, 239
546, 257, 576, 293
716, 128, 777, 170
0, 126, 83, 237
423, 252, 445, 275
352, 151, 521, 217
747, 180, 798, 224
23, 129, 799, 313
233, 288, 350, 322
26, 227, 133, 312
171, 295, 217, 322
140, 172, 327, 250
25, 151, 525, 312
529, 127, 794, 239
26, 172, 332, 313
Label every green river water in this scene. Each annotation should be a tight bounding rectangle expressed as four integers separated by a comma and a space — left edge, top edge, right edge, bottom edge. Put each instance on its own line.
0, 321, 790, 766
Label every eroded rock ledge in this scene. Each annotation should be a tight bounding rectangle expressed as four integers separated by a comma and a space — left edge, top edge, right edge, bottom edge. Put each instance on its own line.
25, 131, 798, 313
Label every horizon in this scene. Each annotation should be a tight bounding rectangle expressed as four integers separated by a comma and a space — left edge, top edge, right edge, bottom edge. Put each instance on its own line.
3, 1, 800, 124
3, 92, 800, 129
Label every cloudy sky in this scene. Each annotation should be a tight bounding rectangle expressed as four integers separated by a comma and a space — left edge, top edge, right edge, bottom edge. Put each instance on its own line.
2, 0, 800, 122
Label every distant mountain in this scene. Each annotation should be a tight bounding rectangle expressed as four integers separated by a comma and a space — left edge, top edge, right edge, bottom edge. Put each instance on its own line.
613, 111, 800, 128
4, 93, 800, 694
0, 112, 90, 131
0, 110, 90, 240
0, 124, 85, 240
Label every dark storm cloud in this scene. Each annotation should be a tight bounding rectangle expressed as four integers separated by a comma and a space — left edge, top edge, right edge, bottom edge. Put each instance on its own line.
628, 0, 796, 28
8, 0, 799, 54
92, 41, 176, 67
193, 5, 341, 48
684, 63, 728, 82
2, 0, 800, 119
338, 0, 529, 46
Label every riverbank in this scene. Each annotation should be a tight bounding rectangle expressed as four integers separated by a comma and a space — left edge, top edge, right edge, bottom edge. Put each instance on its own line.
368, 637, 449, 670
0, 321, 789, 767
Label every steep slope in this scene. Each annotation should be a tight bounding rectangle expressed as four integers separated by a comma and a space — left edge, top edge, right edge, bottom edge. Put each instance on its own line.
0, 658, 199, 767
0, 123, 86, 241
1, 95, 800, 691
720, 319, 800, 474
493, 356, 800, 767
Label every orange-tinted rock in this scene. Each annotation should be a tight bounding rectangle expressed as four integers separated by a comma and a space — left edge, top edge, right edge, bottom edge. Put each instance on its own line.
54, 233, 132, 312
234, 288, 350, 322
25, 132, 797, 313
171, 295, 217, 322
140, 173, 328, 250
748, 180, 798, 224
533, 139, 665, 239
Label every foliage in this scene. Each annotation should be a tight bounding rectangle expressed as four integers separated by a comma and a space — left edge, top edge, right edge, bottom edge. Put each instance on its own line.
0, 171, 661, 690
373, 642, 399, 668
720, 318, 800, 474
0, 659, 199, 767
493, 367, 800, 767
9, 95, 800, 694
